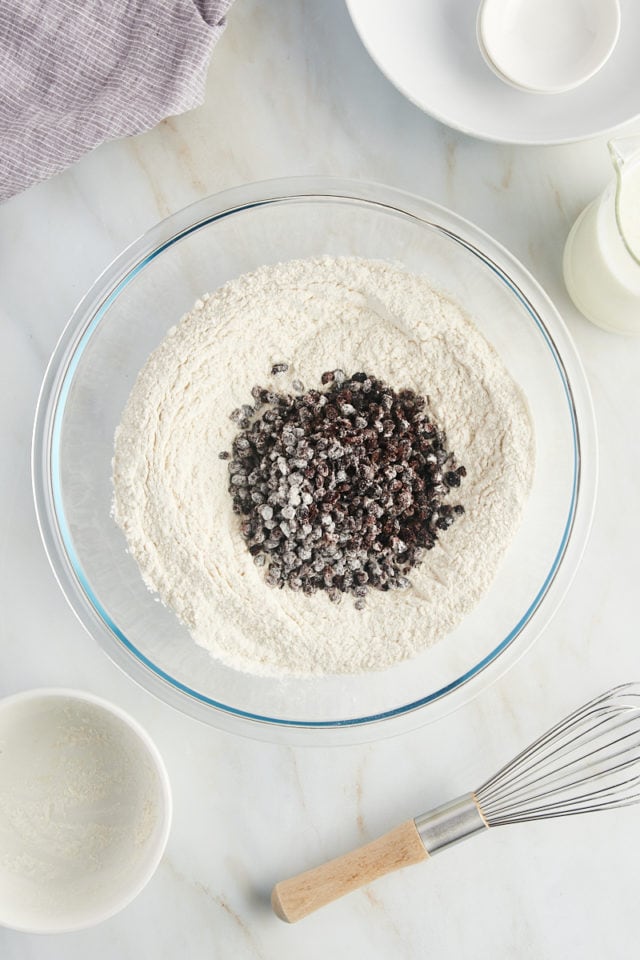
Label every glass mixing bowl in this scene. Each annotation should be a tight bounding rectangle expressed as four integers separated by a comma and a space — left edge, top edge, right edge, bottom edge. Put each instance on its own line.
32, 178, 597, 743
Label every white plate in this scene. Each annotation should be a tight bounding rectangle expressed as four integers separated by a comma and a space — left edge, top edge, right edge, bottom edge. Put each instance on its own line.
346, 0, 640, 145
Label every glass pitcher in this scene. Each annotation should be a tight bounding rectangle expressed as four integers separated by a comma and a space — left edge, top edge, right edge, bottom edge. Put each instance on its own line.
563, 135, 640, 335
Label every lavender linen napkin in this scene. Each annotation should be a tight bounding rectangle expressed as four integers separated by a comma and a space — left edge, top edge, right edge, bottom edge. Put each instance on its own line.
0, 0, 232, 202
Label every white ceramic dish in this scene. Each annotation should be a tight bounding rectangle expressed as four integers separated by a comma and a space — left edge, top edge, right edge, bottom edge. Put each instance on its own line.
0, 690, 172, 933
477, 0, 621, 95
346, 0, 640, 144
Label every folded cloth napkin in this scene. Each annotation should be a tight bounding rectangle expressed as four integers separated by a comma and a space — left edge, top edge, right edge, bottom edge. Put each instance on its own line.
0, 0, 232, 202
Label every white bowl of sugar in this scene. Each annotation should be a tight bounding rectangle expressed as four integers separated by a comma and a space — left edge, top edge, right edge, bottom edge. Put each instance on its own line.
0, 689, 172, 933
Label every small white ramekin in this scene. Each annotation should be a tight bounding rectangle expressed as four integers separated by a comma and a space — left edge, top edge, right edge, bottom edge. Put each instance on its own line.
0, 688, 172, 933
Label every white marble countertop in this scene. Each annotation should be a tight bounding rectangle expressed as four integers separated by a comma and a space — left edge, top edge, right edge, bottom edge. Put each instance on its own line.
2, 1, 640, 956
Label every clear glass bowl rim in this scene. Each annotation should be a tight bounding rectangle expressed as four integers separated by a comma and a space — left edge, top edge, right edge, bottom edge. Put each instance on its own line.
31, 176, 598, 742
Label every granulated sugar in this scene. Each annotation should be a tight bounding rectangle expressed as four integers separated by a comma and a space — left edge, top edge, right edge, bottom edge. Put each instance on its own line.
112, 257, 534, 676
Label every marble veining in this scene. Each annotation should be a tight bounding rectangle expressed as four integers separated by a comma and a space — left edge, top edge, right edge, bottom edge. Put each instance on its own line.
1, 0, 640, 957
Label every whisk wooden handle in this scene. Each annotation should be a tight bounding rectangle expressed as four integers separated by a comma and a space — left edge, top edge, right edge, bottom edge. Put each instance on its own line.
271, 819, 428, 923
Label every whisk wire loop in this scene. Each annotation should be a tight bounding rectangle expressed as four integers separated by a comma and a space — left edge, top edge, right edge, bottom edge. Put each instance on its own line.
475, 683, 640, 826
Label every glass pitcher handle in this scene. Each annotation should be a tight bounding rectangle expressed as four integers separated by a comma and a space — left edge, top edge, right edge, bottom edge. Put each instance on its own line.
609, 135, 640, 172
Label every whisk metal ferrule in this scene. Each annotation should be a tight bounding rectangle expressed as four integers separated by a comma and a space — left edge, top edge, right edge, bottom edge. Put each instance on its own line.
271, 685, 640, 923
415, 793, 489, 855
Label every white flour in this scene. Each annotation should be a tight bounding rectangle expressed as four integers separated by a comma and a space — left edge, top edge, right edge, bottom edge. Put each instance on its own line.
0, 697, 160, 924
112, 257, 534, 676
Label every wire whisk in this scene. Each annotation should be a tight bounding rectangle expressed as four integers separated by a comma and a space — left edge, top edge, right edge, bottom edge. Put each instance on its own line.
272, 684, 640, 922
477, 682, 640, 825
